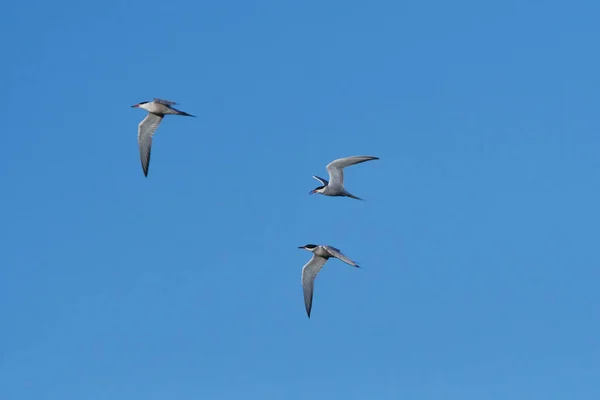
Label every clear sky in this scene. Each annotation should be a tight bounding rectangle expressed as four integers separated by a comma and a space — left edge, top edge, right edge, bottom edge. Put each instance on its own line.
1, 0, 599, 399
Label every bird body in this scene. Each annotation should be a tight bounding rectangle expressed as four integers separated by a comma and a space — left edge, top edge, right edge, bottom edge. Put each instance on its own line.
298, 244, 360, 318
310, 155, 379, 200
131, 98, 195, 177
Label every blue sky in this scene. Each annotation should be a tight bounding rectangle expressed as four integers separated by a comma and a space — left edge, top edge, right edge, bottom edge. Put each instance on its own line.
1, 0, 599, 398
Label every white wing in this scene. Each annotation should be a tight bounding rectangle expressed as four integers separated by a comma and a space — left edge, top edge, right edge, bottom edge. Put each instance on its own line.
138, 113, 164, 177
325, 156, 379, 187
324, 245, 360, 267
301, 254, 328, 318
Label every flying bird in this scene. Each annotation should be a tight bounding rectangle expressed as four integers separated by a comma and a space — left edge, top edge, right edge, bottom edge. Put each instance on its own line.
298, 244, 360, 318
310, 156, 379, 200
131, 98, 195, 177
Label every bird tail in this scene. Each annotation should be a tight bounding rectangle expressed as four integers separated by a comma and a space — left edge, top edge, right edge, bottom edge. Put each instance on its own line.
171, 107, 196, 117
345, 191, 363, 201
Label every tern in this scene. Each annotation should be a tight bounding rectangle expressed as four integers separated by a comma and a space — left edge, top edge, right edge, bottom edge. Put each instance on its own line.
298, 244, 360, 318
131, 98, 195, 177
310, 156, 379, 200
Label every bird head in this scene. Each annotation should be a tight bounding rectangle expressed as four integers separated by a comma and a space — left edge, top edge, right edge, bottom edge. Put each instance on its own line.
131, 101, 149, 109
298, 244, 318, 252
309, 186, 325, 195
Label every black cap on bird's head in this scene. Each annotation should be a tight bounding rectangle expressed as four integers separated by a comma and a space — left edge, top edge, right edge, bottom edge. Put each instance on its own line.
298, 244, 318, 250
309, 186, 325, 195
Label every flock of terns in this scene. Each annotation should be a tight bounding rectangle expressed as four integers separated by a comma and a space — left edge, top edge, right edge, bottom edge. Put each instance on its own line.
132, 98, 380, 318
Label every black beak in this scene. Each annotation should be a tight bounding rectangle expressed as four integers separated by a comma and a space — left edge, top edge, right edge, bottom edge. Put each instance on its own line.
298, 246, 305, 249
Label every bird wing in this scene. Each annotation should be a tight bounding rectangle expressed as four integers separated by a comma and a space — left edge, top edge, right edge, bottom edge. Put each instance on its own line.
138, 113, 164, 177
325, 156, 379, 187
324, 245, 360, 267
312, 175, 329, 186
153, 98, 178, 106
301, 254, 328, 318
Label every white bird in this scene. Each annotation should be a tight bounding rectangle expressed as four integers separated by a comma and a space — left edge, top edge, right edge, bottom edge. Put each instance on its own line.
310, 156, 379, 200
298, 244, 360, 318
131, 98, 195, 177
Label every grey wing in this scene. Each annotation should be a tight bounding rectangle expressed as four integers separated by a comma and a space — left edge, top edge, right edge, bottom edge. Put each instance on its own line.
138, 113, 164, 177
324, 245, 360, 267
301, 255, 328, 318
325, 156, 379, 187
153, 98, 178, 106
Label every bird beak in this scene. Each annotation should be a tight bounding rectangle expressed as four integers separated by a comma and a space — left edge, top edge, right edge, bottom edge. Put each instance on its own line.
131, 104, 139, 108
309, 189, 317, 195
298, 246, 305, 249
